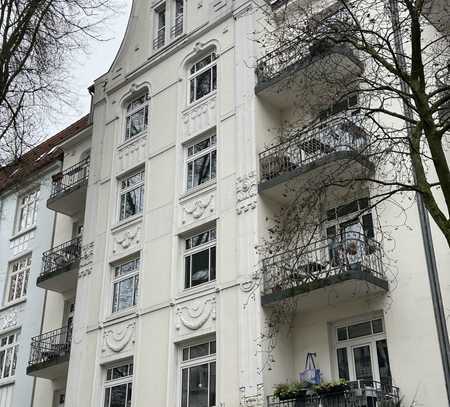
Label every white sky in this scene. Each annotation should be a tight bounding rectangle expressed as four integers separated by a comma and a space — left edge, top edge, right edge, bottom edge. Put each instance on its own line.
45, 1, 132, 137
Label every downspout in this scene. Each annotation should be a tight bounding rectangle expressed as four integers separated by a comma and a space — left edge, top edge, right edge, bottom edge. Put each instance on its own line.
387, 1, 450, 404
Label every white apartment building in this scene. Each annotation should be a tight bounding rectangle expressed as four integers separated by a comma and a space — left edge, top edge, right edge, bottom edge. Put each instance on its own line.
28, 1, 449, 407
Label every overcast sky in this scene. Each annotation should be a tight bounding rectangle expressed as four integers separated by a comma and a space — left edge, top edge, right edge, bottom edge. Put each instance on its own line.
45, 1, 132, 137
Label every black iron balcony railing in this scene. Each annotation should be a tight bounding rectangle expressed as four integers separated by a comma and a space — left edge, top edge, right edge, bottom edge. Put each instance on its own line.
267, 380, 400, 407
41, 236, 82, 278
50, 158, 89, 199
171, 15, 183, 38
28, 326, 72, 368
262, 232, 385, 296
259, 116, 368, 183
153, 27, 165, 50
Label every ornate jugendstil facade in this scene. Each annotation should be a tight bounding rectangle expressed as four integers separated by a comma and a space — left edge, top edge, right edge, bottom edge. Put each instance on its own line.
28, 1, 449, 407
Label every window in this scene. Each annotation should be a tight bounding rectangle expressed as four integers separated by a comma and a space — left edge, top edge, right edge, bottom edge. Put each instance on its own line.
335, 318, 392, 385
0, 332, 19, 379
125, 94, 149, 140
119, 170, 145, 221
171, 0, 184, 38
186, 135, 217, 191
112, 257, 140, 313
104, 361, 133, 407
7, 255, 31, 303
16, 189, 40, 233
154, 3, 166, 50
184, 228, 216, 289
189, 53, 217, 103
181, 340, 216, 407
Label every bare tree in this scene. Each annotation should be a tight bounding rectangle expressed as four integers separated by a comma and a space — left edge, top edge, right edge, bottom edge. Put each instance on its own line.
0, 0, 117, 165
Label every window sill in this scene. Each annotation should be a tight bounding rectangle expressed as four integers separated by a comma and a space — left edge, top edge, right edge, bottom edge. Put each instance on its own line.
104, 308, 138, 326
184, 91, 217, 113
177, 281, 216, 300
117, 131, 148, 152
179, 180, 216, 203
0, 377, 15, 388
151, 32, 187, 58
10, 225, 37, 242
0, 298, 26, 313
111, 214, 143, 233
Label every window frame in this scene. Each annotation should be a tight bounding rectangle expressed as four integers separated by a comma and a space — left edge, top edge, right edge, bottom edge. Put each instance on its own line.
180, 339, 216, 407
6, 254, 31, 304
103, 360, 134, 407
111, 256, 140, 314
118, 169, 145, 222
0, 331, 19, 380
15, 188, 40, 234
188, 52, 218, 105
183, 227, 217, 290
125, 93, 150, 141
184, 134, 217, 192
153, 2, 167, 50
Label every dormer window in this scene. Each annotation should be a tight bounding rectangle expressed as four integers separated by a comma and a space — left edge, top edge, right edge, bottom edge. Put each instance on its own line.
189, 52, 217, 104
125, 93, 149, 141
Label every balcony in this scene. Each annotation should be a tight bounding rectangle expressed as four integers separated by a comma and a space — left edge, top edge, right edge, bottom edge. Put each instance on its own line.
261, 233, 388, 307
37, 237, 81, 293
255, 35, 363, 109
47, 158, 89, 216
26, 326, 71, 379
258, 116, 373, 203
267, 381, 400, 407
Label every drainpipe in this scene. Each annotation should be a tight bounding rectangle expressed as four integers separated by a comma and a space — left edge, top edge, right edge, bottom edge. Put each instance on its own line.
387, 1, 450, 404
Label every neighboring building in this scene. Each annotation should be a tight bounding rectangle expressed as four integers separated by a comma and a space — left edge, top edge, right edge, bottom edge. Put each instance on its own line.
0, 116, 90, 407
29, 1, 449, 407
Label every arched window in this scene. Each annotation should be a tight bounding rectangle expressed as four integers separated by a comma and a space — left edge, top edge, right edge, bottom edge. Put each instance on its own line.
188, 52, 217, 104
125, 93, 150, 140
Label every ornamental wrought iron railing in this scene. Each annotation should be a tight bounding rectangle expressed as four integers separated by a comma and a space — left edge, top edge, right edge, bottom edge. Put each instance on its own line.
259, 115, 369, 183
267, 380, 400, 407
28, 326, 72, 367
171, 15, 183, 38
41, 236, 82, 278
261, 232, 385, 296
50, 158, 89, 199
153, 27, 166, 50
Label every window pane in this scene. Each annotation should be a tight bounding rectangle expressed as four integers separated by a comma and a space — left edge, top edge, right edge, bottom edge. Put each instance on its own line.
190, 79, 195, 103
4, 348, 11, 378
194, 139, 211, 154
183, 348, 189, 361
120, 187, 143, 220
0, 350, 4, 378
353, 345, 373, 382
211, 150, 216, 180
376, 339, 392, 386
189, 343, 209, 359
195, 70, 212, 101
127, 108, 147, 139
112, 283, 120, 312
104, 388, 111, 407
337, 327, 348, 341
372, 319, 383, 334
126, 383, 132, 407
189, 364, 209, 407
337, 348, 349, 380
212, 65, 217, 91
110, 384, 127, 407
209, 362, 216, 407
210, 341, 216, 354
192, 232, 209, 248
210, 247, 216, 281
187, 162, 193, 190
348, 321, 372, 339
8, 275, 16, 302
185, 256, 191, 289
112, 365, 129, 380
182, 368, 188, 407
117, 277, 135, 311
193, 155, 211, 187
191, 250, 210, 287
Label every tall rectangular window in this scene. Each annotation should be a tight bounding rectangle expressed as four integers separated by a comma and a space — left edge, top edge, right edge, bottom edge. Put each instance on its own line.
7, 255, 31, 303
171, 0, 184, 38
125, 94, 149, 140
16, 189, 39, 233
185, 135, 217, 191
0, 332, 19, 379
104, 361, 133, 407
112, 257, 140, 313
184, 227, 216, 289
189, 52, 217, 103
119, 169, 145, 221
154, 4, 166, 50
181, 340, 216, 407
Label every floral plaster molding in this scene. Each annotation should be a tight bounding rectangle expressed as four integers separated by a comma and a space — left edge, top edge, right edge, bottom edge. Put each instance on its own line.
113, 224, 141, 254
79, 242, 94, 278
0, 312, 17, 331
182, 194, 215, 224
176, 297, 216, 331
236, 171, 257, 214
103, 322, 136, 353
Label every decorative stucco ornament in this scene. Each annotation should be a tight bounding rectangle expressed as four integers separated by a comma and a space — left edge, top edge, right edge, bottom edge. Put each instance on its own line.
176, 297, 216, 330
103, 322, 136, 353
182, 194, 214, 223
79, 242, 94, 278
114, 226, 140, 252
236, 171, 257, 214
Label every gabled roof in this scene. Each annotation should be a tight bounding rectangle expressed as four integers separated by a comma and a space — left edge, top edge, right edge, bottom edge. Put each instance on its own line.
0, 115, 91, 194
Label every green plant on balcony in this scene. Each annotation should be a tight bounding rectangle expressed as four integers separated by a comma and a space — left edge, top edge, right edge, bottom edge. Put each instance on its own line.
314, 379, 350, 396
273, 381, 309, 401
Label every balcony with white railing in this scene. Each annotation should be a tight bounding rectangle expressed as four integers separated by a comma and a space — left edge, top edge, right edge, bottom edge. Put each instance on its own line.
261, 232, 388, 306
47, 158, 89, 216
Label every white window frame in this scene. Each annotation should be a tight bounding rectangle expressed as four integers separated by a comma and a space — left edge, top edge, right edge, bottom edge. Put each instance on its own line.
153, 2, 167, 50
111, 256, 140, 314
184, 227, 216, 290
118, 169, 145, 222
185, 134, 217, 192
333, 316, 390, 384
0, 331, 19, 380
7, 254, 31, 304
171, 0, 184, 38
104, 360, 134, 407
188, 52, 218, 104
125, 93, 149, 141
180, 339, 216, 407
16, 188, 40, 233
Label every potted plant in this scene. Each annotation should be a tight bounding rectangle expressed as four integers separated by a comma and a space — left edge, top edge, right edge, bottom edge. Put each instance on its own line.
273, 381, 309, 406
314, 379, 350, 398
